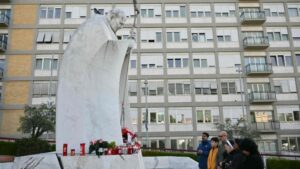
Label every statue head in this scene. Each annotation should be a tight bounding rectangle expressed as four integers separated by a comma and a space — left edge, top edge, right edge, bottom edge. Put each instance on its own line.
106, 9, 127, 33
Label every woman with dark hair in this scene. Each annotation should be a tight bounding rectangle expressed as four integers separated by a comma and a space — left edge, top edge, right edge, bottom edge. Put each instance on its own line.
237, 138, 264, 169
230, 139, 245, 169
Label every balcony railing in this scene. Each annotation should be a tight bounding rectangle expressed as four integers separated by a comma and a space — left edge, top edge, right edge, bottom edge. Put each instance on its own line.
243, 36, 269, 49
240, 11, 266, 24
245, 63, 273, 75
248, 91, 276, 103
0, 13, 9, 26
0, 34, 7, 52
250, 121, 280, 132
0, 67, 3, 80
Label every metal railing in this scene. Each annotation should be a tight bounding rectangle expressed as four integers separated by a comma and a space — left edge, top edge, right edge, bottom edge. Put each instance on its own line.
248, 91, 276, 102
245, 63, 272, 74
250, 121, 280, 131
243, 36, 269, 47
0, 13, 10, 26
0, 34, 7, 51
240, 11, 266, 22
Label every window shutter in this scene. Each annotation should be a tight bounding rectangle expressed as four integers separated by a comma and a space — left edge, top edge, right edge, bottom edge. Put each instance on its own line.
37, 32, 45, 43
210, 82, 217, 89
44, 32, 53, 43
194, 81, 202, 88
288, 79, 297, 92
129, 83, 137, 92
281, 80, 290, 93
202, 82, 210, 88
33, 83, 42, 95
52, 32, 60, 43
64, 32, 71, 43
148, 82, 156, 90
236, 81, 241, 92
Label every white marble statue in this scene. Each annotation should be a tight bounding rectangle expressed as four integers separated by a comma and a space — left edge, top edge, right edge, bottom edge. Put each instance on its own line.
56, 9, 134, 154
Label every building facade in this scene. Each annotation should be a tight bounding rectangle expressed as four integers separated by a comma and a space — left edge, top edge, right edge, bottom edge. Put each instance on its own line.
0, 0, 300, 153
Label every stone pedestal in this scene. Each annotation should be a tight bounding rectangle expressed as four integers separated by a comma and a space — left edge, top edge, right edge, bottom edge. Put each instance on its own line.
8, 152, 144, 169
61, 154, 145, 169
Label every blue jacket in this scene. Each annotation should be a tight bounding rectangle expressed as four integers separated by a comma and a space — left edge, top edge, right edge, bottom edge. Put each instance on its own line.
197, 140, 211, 169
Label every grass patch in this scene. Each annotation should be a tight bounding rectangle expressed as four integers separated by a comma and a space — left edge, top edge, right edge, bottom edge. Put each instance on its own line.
266, 158, 300, 169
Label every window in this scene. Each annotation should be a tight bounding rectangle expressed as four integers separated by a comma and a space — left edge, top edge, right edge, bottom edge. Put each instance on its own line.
217, 35, 232, 42
281, 137, 300, 152
291, 28, 300, 41
279, 111, 300, 122
288, 8, 299, 17
270, 55, 292, 67
197, 110, 212, 123
180, 6, 186, 17
264, 5, 285, 17
193, 59, 208, 68
166, 6, 186, 18
156, 32, 162, 42
273, 78, 297, 93
168, 82, 190, 95
168, 58, 189, 68
191, 11, 211, 17
143, 111, 165, 124
37, 31, 60, 44
141, 9, 155, 17
169, 110, 192, 124
40, 7, 61, 19
296, 54, 300, 65
35, 57, 58, 70
130, 60, 136, 69
174, 32, 180, 42
214, 4, 236, 17
221, 82, 236, 94
194, 81, 217, 95
65, 6, 87, 19
33, 81, 57, 97
192, 33, 208, 42
267, 30, 288, 41
128, 81, 137, 96
141, 81, 164, 96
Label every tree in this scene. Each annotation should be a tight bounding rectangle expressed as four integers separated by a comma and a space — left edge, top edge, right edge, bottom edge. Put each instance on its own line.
18, 103, 56, 139
215, 118, 260, 140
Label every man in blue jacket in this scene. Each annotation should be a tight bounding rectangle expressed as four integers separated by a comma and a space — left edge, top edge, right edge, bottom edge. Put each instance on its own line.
197, 132, 211, 169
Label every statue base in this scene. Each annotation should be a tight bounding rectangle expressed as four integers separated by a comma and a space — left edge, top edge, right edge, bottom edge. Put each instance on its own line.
8, 152, 144, 169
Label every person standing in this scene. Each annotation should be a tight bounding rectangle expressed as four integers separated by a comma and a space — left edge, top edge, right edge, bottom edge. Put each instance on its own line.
197, 132, 211, 169
207, 137, 219, 169
216, 131, 232, 169
237, 138, 264, 169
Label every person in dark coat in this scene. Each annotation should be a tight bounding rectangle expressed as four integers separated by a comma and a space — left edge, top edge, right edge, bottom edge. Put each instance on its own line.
220, 140, 235, 169
237, 138, 264, 169
197, 132, 212, 169
230, 139, 245, 169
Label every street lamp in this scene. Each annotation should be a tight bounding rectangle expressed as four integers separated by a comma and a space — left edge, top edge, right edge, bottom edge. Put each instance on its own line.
236, 65, 246, 127
144, 79, 149, 148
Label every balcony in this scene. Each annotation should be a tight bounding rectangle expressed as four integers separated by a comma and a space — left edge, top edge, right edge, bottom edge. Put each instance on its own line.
245, 63, 272, 75
0, 34, 7, 52
250, 121, 280, 132
248, 91, 276, 103
240, 11, 266, 24
0, 13, 10, 26
0, 67, 3, 80
243, 36, 269, 49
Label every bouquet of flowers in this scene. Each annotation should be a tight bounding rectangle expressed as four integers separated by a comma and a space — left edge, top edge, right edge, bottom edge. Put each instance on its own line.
89, 139, 116, 157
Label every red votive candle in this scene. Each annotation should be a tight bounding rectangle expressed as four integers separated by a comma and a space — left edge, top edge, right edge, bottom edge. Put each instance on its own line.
63, 144, 68, 156
80, 143, 85, 156
71, 149, 75, 156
